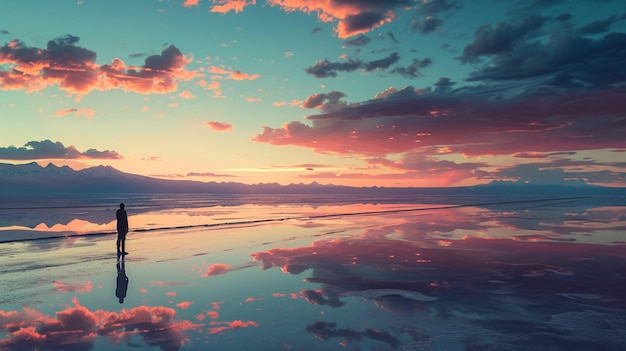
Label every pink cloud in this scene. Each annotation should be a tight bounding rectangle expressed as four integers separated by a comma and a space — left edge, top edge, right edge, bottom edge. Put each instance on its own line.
0, 36, 199, 97
176, 301, 194, 309
55, 108, 95, 118
208, 320, 259, 334
207, 311, 220, 319
253, 86, 626, 158
205, 263, 231, 276
53, 280, 94, 293
206, 121, 233, 131
208, 66, 259, 80
0, 302, 201, 351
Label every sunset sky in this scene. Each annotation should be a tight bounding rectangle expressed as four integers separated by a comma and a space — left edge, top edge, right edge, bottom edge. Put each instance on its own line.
1, 0, 625, 187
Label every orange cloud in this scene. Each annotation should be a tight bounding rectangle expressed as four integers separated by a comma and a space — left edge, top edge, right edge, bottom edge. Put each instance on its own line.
183, 0, 199, 7
267, 0, 407, 38
210, 0, 256, 13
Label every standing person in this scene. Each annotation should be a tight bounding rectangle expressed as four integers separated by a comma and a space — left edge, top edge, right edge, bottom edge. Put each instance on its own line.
116, 203, 129, 255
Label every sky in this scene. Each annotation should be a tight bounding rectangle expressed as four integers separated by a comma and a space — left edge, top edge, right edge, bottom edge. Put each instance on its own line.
1, 0, 625, 188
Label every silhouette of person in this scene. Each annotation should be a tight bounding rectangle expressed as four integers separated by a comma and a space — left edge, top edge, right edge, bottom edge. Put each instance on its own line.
116, 260, 129, 304
116, 203, 129, 255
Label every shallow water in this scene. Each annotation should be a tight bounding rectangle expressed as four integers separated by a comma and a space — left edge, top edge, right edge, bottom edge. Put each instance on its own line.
0, 194, 625, 350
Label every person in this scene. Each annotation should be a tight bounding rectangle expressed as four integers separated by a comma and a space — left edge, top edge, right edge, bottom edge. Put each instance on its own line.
116, 260, 129, 304
116, 203, 129, 255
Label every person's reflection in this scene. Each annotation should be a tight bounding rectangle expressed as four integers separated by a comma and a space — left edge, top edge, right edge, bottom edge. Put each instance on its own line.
116, 259, 129, 304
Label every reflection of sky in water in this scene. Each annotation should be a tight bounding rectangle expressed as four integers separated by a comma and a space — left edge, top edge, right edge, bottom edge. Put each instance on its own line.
1, 196, 625, 350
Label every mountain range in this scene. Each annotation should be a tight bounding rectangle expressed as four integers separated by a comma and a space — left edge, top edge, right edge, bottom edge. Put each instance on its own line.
0, 162, 624, 196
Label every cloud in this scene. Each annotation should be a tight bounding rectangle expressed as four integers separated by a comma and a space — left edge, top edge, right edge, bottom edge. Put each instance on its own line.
253, 82, 626, 162
460, 17, 626, 88
460, 15, 546, 62
576, 15, 618, 35
205, 263, 231, 276
178, 90, 196, 99
53, 280, 94, 293
419, 0, 458, 15
55, 108, 95, 118
301, 290, 345, 308
0, 36, 197, 96
208, 320, 258, 334
411, 17, 443, 34
187, 171, 236, 177
0, 140, 122, 160
305, 52, 420, 78
344, 34, 371, 46
183, 0, 199, 7
210, 0, 256, 13
206, 121, 233, 131
305, 59, 361, 78
0, 302, 200, 351
306, 321, 400, 348
389, 58, 432, 78
209, 66, 259, 80
265, 0, 416, 38
176, 301, 194, 309
301, 91, 347, 112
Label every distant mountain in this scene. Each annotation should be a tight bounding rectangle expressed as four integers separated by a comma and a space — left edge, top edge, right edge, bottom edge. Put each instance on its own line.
0, 162, 624, 196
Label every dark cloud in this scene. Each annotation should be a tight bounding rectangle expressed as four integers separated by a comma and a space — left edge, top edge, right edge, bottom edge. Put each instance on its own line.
433, 76, 455, 92
306, 52, 417, 78
419, 0, 458, 15
254, 83, 626, 161
301, 290, 345, 308
387, 31, 400, 43
305, 59, 361, 78
342, 11, 386, 35
305, 321, 399, 348
344, 34, 371, 46
466, 31, 626, 87
363, 52, 400, 71
576, 15, 618, 34
390, 57, 432, 78
0, 29, 10, 35
412, 17, 443, 34
301, 91, 347, 112
312, 27, 322, 34
0, 140, 122, 160
460, 15, 546, 62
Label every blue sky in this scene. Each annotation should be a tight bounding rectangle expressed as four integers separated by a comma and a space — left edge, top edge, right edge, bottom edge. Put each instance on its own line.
1, 0, 625, 187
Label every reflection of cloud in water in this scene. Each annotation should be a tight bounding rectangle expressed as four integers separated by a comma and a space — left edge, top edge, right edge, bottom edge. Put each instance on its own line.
0, 299, 200, 351
252, 233, 626, 349
54, 280, 94, 293
306, 321, 400, 349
